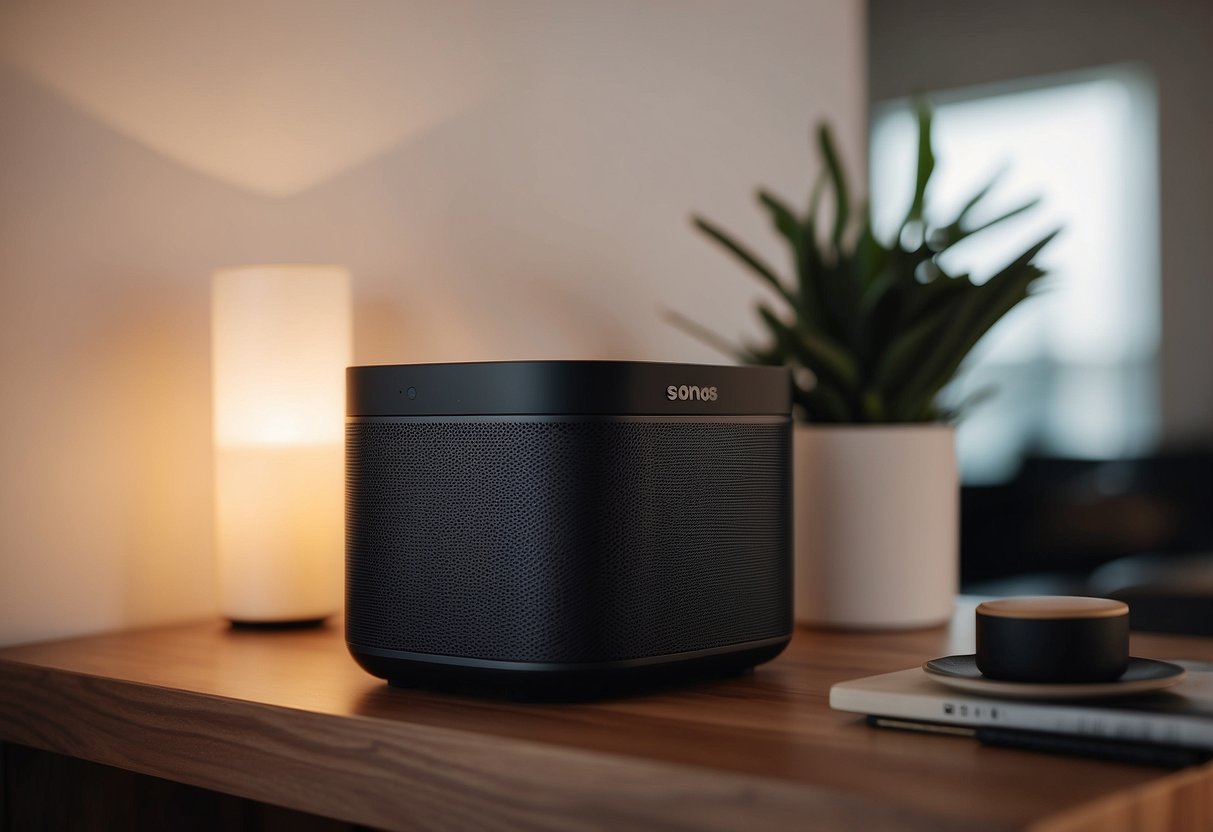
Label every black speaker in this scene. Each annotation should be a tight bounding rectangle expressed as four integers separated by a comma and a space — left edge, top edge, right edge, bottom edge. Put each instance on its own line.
345, 361, 792, 694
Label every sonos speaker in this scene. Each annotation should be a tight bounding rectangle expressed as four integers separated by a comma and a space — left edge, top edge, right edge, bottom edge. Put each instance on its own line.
345, 360, 792, 694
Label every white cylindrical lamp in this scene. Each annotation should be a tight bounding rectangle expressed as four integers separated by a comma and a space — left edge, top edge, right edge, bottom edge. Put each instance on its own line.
211, 264, 351, 624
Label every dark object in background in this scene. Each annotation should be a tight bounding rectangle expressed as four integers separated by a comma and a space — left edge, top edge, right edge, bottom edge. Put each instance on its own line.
1089, 553, 1213, 637
3, 743, 353, 831
962, 451, 1213, 635
962, 451, 1213, 584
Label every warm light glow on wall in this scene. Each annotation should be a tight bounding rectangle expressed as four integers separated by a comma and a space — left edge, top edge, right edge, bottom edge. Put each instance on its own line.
211, 265, 351, 623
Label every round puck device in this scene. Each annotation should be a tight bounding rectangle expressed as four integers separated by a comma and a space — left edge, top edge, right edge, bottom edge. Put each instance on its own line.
975, 596, 1130, 683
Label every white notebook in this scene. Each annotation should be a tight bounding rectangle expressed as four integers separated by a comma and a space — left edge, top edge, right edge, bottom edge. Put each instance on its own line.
830, 663, 1213, 750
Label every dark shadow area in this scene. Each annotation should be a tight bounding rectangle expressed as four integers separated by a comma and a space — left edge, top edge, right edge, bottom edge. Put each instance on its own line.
962, 450, 1213, 634
1, 742, 371, 832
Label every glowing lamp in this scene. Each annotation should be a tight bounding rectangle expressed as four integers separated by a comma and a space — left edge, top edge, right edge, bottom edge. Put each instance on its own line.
211, 265, 351, 624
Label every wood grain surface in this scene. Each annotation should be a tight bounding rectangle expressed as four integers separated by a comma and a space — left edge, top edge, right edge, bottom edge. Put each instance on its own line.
1, 613, 1212, 831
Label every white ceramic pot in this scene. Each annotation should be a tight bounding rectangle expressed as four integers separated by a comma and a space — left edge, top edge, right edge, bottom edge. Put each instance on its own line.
793, 423, 958, 629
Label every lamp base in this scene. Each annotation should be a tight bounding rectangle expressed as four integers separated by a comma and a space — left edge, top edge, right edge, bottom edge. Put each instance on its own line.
228, 617, 328, 630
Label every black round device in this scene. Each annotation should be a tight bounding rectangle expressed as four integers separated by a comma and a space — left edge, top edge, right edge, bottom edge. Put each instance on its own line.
345, 361, 793, 696
975, 596, 1130, 683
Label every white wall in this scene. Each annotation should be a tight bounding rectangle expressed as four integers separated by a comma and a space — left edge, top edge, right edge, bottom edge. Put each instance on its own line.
0, 0, 865, 645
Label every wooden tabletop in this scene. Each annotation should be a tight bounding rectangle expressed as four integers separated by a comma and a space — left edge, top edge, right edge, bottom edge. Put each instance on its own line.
2, 613, 1212, 831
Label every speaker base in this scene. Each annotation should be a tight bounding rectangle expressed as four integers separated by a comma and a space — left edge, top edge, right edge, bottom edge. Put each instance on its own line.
348, 636, 790, 701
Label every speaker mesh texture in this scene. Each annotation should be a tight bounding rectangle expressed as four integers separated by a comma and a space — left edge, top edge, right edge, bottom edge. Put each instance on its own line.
346, 418, 790, 664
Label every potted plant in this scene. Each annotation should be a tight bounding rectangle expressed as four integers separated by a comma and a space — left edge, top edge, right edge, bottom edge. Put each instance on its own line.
669, 105, 1058, 629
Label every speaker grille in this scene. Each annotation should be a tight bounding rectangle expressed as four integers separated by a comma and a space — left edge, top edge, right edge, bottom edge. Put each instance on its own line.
346, 418, 790, 663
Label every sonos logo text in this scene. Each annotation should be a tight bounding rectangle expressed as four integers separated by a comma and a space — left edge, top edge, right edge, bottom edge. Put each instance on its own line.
666, 384, 719, 402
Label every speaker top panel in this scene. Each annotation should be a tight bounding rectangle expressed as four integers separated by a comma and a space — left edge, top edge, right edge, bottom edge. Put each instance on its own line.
347, 360, 791, 417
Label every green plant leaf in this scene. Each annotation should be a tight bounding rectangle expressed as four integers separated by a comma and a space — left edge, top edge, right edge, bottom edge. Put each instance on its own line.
756, 304, 859, 392
806, 126, 864, 352
756, 190, 824, 331
891, 229, 1058, 414
937, 385, 998, 422
955, 165, 1007, 225
807, 170, 827, 225
858, 267, 897, 327
692, 216, 798, 310
756, 188, 849, 344
932, 198, 1041, 251
800, 381, 853, 422
672, 102, 1060, 426
959, 231, 1057, 342
870, 309, 953, 396
861, 389, 886, 422
817, 124, 850, 253
660, 309, 748, 363
859, 243, 939, 359
854, 212, 888, 289
902, 102, 935, 230
757, 190, 801, 248
896, 272, 975, 333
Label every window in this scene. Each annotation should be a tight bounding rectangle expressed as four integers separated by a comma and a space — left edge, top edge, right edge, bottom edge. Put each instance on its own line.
870, 69, 1160, 483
